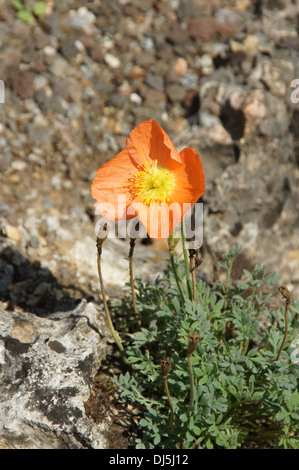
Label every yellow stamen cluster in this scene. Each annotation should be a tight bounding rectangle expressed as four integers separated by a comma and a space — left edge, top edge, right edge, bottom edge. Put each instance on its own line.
131, 162, 175, 205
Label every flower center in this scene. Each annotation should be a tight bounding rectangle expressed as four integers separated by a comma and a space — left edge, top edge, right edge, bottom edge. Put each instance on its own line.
131, 163, 175, 205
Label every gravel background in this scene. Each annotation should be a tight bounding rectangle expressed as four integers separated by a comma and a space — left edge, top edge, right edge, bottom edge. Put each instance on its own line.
0, 0, 299, 310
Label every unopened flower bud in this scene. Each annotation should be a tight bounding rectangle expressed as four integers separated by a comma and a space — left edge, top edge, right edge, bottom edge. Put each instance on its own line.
95, 220, 109, 255
188, 333, 200, 355
279, 285, 291, 303
161, 356, 171, 377
95, 219, 109, 242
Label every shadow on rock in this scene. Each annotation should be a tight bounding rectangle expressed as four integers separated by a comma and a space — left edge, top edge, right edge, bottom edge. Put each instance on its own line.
0, 243, 94, 316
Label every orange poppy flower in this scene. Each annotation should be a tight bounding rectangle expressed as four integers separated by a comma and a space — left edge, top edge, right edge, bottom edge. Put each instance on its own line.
91, 119, 205, 239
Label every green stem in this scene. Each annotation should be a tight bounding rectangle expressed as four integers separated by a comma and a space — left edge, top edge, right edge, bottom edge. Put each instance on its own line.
163, 377, 174, 430
169, 252, 186, 303
242, 338, 250, 356
181, 220, 193, 301
276, 298, 290, 361
129, 237, 142, 328
189, 254, 197, 304
187, 354, 195, 410
96, 238, 124, 355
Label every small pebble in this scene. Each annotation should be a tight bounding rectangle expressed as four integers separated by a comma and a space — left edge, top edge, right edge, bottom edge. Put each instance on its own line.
173, 58, 188, 77
4, 225, 22, 241
11, 160, 27, 171
104, 53, 121, 68
43, 45, 56, 56
130, 93, 142, 104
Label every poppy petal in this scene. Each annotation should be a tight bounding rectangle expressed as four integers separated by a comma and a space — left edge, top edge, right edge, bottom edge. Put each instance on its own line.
126, 120, 182, 170
169, 147, 205, 207
91, 149, 138, 190
91, 149, 138, 220
130, 201, 183, 239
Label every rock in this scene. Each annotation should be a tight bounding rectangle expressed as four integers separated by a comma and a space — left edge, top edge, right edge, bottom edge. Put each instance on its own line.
166, 83, 185, 103
179, 72, 199, 89
249, 59, 294, 98
183, 89, 200, 116
130, 92, 142, 105
3, 225, 22, 242
0, 48, 22, 86
188, 17, 240, 41
237, 222, 259, 250
145, 73, 164, 92
104, 53, 121, 69
173, 57, 188, 77
59, 40, 80, 60
137, 83, 166, 107
0, 151, 12, 172
86, 42, 104, 63
43, 11, 62, 38
166, 22, 189, 45
0, 262, 13, 295
198, 76, 290, 142
11, 160, 27, 171
33, 75, 48, 91
196, 53, 214, 76
67, 7, 96, 30
0, 201, 11, 217
33, 28, 50, 50
49, 56, 69, 77
134, 51, 155, 68
12, 72, 34, 100
0, 301, 110, 449
28, 114, 52, 145
230, 35, 260, 57
214, 8, 244, 25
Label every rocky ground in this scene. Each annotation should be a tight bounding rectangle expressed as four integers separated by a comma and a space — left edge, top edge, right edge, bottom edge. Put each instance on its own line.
0, 0, 298, 448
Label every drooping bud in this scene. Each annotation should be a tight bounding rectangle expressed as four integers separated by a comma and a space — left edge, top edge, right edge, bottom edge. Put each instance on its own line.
279, 285, 291, 303
188, 235, 203, 269
187, 333, 200, 355
95, 221, 109, 259
160, 356, 171, 377
95, 219, 109, 246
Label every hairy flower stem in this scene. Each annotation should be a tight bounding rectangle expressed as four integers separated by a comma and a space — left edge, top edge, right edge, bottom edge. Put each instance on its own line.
181, 220, 193, 302
189, 255, 197, 304
169, 252, 186, 303
276, 285, 291, 361
187, 354, 195, 409
188, 242, 203, 305
96, 237, 124, 355
161, 357, 173, 430
128, 237, 142, 328
187, 334, 200, 410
